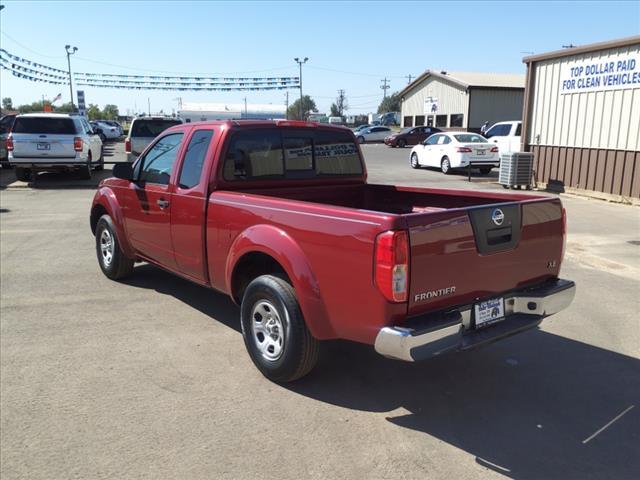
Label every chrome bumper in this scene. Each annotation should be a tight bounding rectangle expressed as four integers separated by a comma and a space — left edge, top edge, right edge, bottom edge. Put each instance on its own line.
374, 279, 576, 362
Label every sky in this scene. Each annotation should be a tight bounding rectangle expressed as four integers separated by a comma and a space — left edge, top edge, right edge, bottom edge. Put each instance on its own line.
1, 0, 639, 116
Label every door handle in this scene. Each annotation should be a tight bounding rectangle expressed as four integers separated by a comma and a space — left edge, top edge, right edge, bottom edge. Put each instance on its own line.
156, 198, 170, 209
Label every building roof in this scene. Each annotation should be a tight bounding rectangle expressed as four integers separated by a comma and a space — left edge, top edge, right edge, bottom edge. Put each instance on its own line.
398, 70, 525, 98
523, 35, 640, 64
180, 102, 286, 114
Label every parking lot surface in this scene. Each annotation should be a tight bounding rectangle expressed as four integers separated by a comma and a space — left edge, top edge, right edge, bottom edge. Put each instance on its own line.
1, 142, 639, 479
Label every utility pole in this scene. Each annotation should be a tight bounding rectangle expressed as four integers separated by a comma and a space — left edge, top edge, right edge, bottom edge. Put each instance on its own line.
148, 97, 150, 116
337, 89, 346, 116
65, 45, 78, 111
285, 91, 289, 120
42, 94, 45, 111
294, 57, 308, 120
381, 77, 390, 99
405, 74, 413, 85
244, 97, 248, 118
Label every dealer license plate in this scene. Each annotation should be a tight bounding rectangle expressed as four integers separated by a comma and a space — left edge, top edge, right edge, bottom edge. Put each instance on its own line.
474, 297, 505, 328
476, 149, 486, 155
37, 142, 50, 151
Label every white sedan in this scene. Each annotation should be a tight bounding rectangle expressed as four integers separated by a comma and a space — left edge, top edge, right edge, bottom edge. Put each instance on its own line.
354, 126, 392, 144
93, 121, 121, 140
409, 132, 499, 174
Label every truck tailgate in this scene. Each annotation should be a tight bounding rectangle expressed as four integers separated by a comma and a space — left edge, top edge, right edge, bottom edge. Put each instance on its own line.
406, 198, 564, 316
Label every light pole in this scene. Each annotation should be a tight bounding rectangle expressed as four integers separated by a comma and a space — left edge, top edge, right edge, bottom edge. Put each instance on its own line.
294, 57, 308, 120
65, 45, 78, 111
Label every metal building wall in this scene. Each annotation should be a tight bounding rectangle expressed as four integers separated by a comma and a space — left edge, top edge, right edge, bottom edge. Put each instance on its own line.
468, 89, 524, 129
525, 41, 640, 198
400, 77, 468, 127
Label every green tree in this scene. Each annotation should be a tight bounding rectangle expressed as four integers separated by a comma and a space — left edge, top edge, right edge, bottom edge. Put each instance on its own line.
17, 101, 46, 113
2, 97, 13, 110
102, 104, 119, 120
86, 104, 102, 120
377, 92, 401, 114
330, 103, 340, 117
287, 95, 317, 120
54, 102, 75, 113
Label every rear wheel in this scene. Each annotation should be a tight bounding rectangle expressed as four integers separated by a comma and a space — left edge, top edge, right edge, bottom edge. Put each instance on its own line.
95, 214, 134, 280
479, 167, 492, 175
94, 146, 104, 171
241, 275, 319, 383
397, 139, 406, 148
441, 156, 451, 174
15, 167, 32, 182
411, 153, 420, 169
79, 154, 92, 180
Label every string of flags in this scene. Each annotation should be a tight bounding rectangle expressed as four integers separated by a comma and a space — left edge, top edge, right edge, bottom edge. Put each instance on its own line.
0, 47, 301, 91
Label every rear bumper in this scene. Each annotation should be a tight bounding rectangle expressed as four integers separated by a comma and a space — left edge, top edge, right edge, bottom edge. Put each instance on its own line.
374, 278, 575, 362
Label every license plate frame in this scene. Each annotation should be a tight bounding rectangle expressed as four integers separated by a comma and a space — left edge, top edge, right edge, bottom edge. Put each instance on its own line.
476, 149, 486, 156
37, 142, 51, 151
474, 297, 505, 329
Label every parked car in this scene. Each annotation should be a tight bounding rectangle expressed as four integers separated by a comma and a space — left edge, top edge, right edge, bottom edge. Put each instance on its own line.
352, 124, 371, 134
484, 121, 522, 153
125, 116, 183, 162
90, 120, 575, 382
93, 120, 121, 140
0, 114, 17, 169
354, 126, 392, 143
384, 126, 442, 148
8, 113, 103, 181
90, 121, 107, 142
100, 120, 124, 136
409, 132, 499, 174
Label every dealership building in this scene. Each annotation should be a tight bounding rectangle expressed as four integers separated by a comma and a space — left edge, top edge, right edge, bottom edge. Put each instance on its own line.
398, 70, 525, 131
521, 36, 640, 200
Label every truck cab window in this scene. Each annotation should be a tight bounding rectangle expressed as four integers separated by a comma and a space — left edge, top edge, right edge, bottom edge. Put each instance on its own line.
179, 130, 213, 189
138, 133, 184, 185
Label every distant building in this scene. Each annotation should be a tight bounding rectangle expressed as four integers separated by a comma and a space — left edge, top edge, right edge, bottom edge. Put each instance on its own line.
177, 102, 286, 122
398, 70, 525, 131
521, 35, 640, 200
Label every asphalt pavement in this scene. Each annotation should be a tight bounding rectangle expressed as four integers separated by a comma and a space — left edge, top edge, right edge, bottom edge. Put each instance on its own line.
1, 141, 638, 480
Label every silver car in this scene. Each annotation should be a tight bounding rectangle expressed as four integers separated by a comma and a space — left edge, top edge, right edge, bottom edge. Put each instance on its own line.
354, 126, 392, 144
8, 113, 103, 181
125, 116, 182, 162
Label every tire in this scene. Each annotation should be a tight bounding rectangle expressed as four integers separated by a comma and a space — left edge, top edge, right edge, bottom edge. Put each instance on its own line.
95, 214, 134, 280
1, 161, 12, 169
441, 156, 452, 174
410, 152, 420, 169
241, 275, 319, 383
479, 167, 492, 175
397, 139, 406, 148
15, 167, 32, 182
79, 154, 92, 180
94, 146, 104, 171
357, 136, 365, 144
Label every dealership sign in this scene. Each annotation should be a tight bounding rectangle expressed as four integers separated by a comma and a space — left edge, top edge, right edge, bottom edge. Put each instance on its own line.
560, 52, 640, 94
424, 97, 439, 114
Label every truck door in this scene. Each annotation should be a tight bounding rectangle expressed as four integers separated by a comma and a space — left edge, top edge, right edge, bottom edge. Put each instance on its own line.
170, 129, 215, 282
122, 132, 184, 270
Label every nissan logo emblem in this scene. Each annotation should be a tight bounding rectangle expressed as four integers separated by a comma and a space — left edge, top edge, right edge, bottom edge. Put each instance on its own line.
492, 208, 505, 226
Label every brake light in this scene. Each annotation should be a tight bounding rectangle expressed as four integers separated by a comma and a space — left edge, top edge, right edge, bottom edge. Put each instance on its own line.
6, 136, 13, 151
125, 138, 131, 153
490, 146, 499, 152
560, 207, 567, 263
275, 120, 318, 127
74, 137, 83, 152
375, 230, 409, 303
456, 147, 472, 153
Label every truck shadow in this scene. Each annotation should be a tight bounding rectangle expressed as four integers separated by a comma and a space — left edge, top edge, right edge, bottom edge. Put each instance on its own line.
290, 333, 640, 479
119, 264, 639, 479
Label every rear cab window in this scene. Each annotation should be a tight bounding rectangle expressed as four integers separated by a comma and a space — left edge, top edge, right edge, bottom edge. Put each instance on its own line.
131, 119, 182, 138
178, 130, 214, 189
222, 127, 363, 181
12, 117, 77, 135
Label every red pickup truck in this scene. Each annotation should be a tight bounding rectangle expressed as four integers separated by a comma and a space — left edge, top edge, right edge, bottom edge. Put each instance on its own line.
90, 120, 575, 382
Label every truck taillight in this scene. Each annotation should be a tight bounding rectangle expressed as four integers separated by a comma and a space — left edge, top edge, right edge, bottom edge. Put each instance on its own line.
125, 138, 131, 153
561, 207, 567, 263
375, 230, 409, 303
456, 147, 472, 153
6, 136, 13, 151
490, 146, 499, 152
74, 137, 83, 152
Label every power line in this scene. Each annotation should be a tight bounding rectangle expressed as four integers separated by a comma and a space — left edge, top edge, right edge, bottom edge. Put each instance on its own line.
307, 65, 407, 79
405, 74, 413, 84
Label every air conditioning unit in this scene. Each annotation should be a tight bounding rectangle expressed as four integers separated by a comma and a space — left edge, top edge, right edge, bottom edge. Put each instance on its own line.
499, 152, 534, 188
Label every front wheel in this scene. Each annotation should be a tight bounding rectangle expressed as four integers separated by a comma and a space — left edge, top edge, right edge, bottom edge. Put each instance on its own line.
397, 139, 406, 148
241, 275, 319, 383
410, 152, 420, 169
441, 156, 452, 174
95, 214, 134, 280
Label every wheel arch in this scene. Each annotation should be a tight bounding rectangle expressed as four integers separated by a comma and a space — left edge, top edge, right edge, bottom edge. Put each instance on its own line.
90, 188, 136, 258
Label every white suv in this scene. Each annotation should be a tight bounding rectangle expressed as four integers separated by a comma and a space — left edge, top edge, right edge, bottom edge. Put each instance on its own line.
8, 113, 103, 181
125, 116, 182, 162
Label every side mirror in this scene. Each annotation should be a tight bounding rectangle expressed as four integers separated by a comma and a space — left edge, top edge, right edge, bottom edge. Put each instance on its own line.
113, 162, 134, 181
